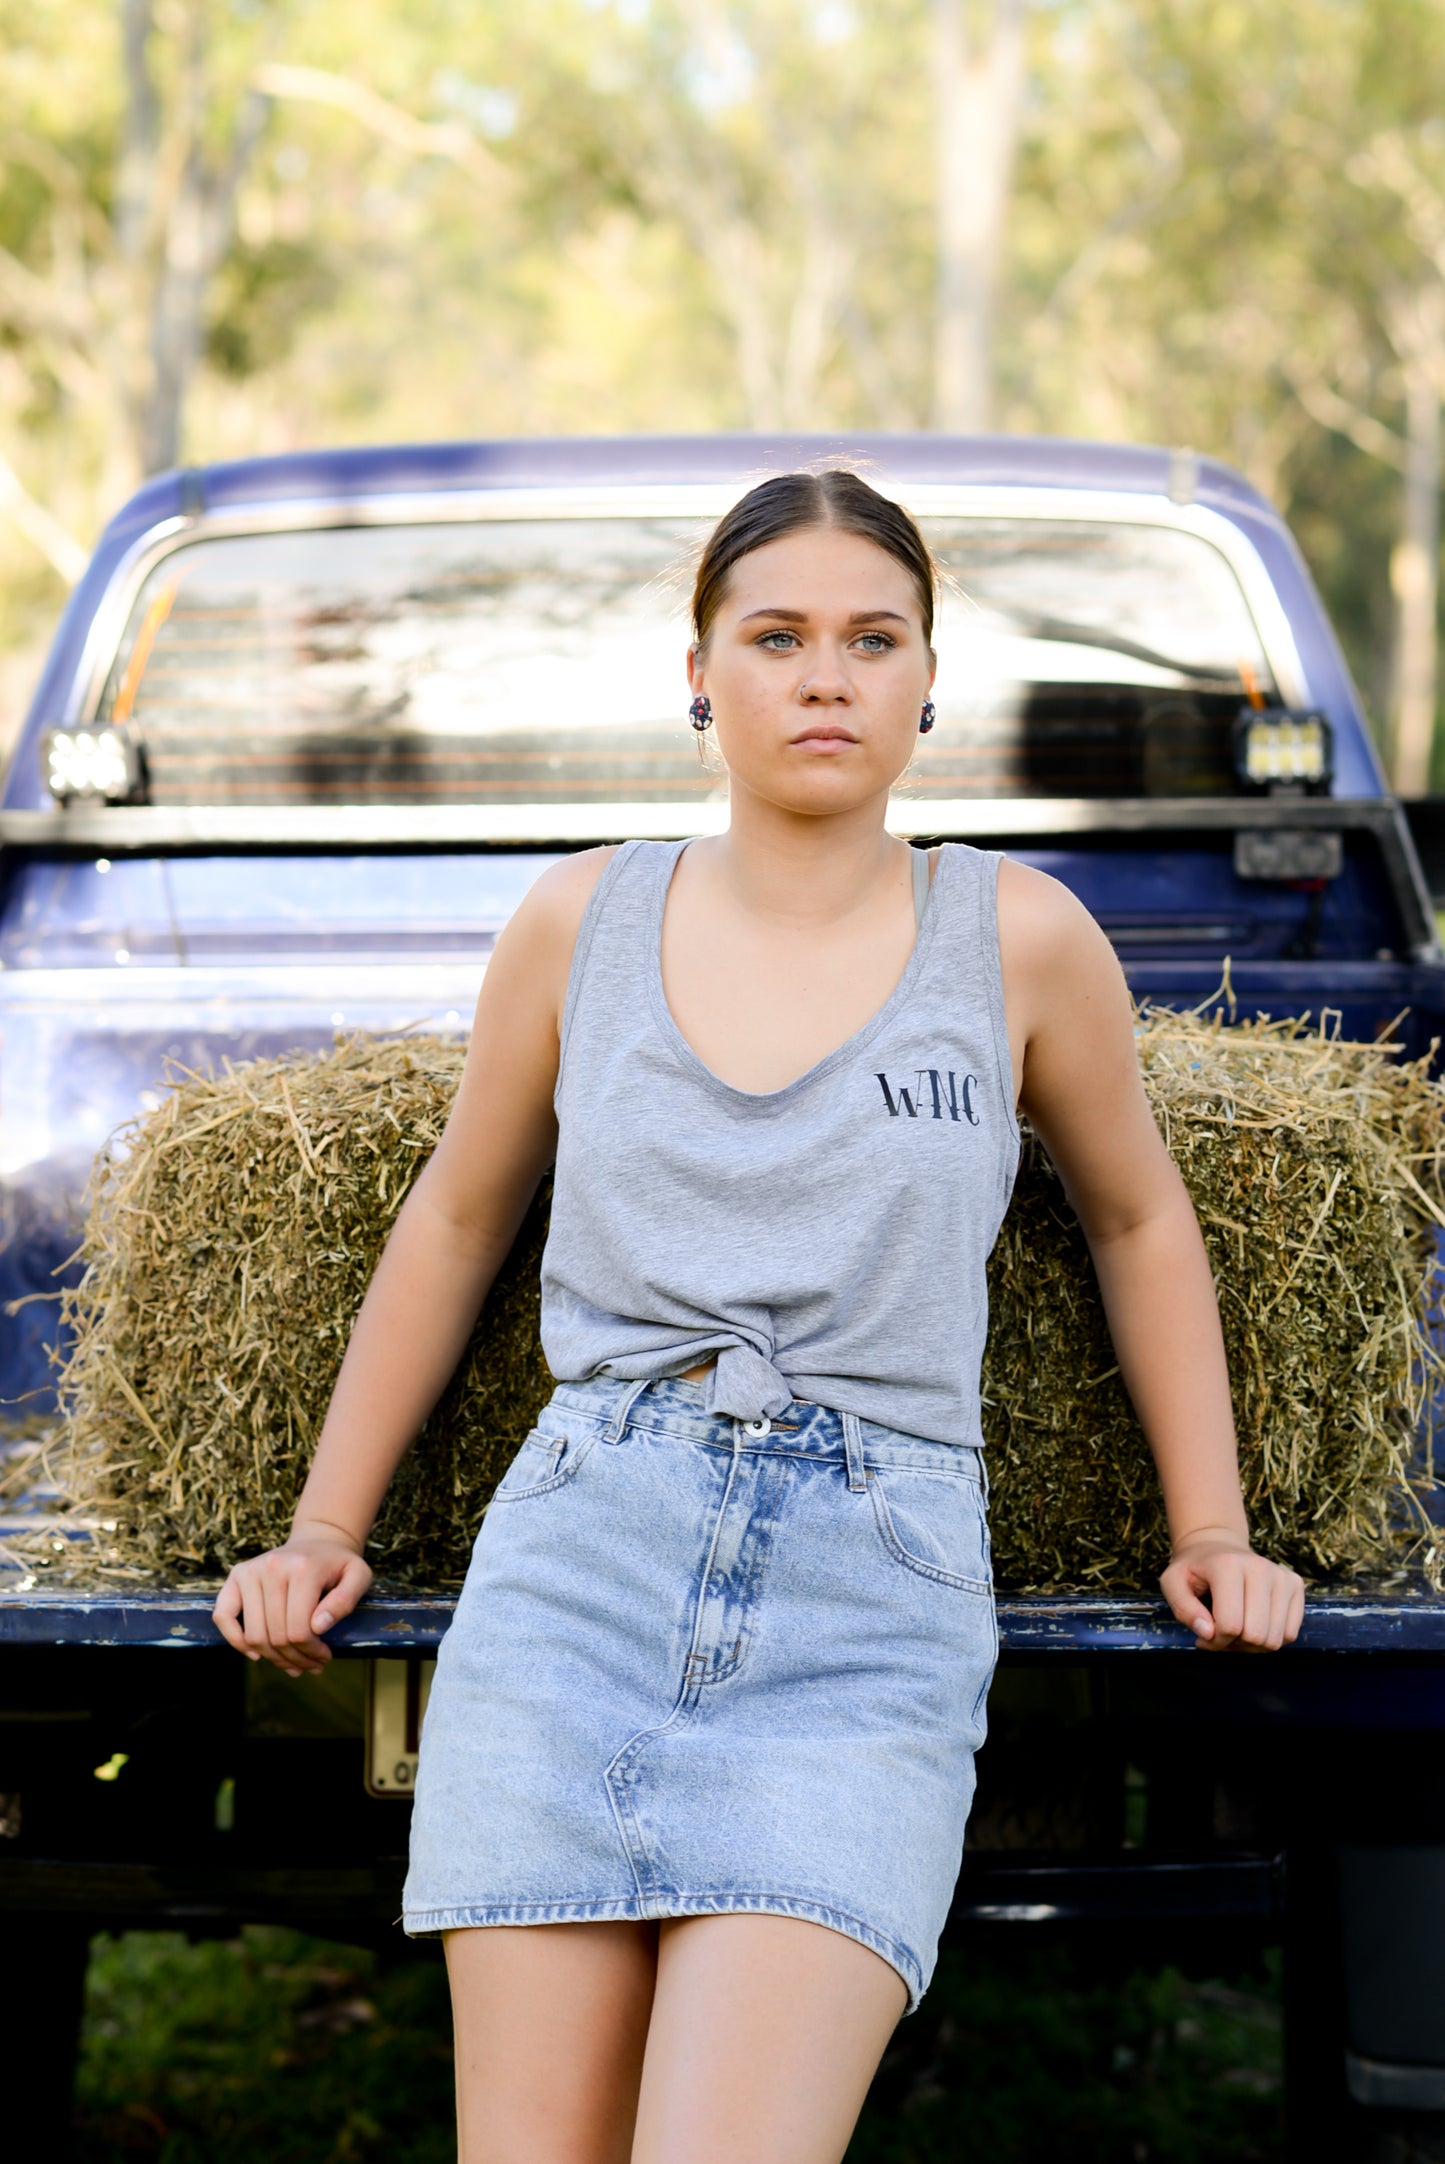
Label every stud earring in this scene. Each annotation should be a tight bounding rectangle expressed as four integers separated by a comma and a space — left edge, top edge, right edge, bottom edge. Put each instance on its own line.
919, 699, 936, 735
690, 695, 713, 732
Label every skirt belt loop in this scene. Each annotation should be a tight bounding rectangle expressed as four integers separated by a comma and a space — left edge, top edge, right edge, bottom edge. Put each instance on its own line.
842, 1411, 868, 1494
606, 1378, 650, 1443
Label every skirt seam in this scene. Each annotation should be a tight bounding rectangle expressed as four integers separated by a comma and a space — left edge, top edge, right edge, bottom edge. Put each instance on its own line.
604, 1683, 703, 1904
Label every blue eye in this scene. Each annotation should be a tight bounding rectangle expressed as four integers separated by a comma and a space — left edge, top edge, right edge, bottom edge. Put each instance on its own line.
855, 632, 895, 653
757, 629, 799, 650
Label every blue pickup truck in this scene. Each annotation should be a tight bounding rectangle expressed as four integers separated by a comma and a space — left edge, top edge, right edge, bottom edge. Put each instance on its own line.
3, 432, 1445, 2157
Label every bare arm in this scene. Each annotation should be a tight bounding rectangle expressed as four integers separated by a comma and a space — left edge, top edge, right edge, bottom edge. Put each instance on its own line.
213, 848, 617, 1671
999, 860, 1305, 1651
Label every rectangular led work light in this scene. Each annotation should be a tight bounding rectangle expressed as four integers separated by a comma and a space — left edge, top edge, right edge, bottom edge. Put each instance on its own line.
40, 724, 146, 805
1233, 707, 1333, 793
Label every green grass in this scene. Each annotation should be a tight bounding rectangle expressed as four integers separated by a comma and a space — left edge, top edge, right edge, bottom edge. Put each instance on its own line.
73, 1929, 1283, 2163
854, 1942, 1283, 2164
74, 1930, 455, 2164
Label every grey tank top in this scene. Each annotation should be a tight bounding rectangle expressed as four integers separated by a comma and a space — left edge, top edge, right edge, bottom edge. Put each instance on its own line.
539, 839, 1022, 1448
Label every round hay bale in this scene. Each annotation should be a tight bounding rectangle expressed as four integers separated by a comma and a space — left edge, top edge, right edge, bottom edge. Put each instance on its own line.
983, 1009, 1445, 1588
53, 1035, 551, 1582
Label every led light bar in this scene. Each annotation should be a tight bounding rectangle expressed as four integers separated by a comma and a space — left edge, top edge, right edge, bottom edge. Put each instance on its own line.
1233, 707, 1333, 793
40, 723, 145, 805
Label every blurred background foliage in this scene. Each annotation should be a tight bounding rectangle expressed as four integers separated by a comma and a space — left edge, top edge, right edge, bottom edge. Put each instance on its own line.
3, 0, 1445, 785
72, 1926, 1285, 2162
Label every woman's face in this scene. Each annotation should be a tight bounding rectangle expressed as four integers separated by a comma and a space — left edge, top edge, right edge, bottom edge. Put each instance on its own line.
687, 524, 936, 818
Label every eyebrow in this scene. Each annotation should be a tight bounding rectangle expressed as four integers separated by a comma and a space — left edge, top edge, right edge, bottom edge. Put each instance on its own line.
738, 607, 911, 626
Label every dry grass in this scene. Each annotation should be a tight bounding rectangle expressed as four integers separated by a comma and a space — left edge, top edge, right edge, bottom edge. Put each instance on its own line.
983, 1006, 1445, 1589
46, 1035, 550, 1583
16, 1008, 1445, 1592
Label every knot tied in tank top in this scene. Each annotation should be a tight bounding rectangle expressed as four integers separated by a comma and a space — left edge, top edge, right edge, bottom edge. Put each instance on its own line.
539, 839, 1021, 1449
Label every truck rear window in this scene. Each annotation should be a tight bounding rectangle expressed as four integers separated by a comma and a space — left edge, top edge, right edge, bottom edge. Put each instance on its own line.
93, 514, 1277, 813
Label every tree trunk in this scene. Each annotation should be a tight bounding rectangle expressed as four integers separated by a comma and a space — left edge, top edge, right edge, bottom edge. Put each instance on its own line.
116, 0, 159, 267
118, 0, 268, 476
141, 140, 219, 477
1390, 330, 1442, 797
932, 0, 1028, 433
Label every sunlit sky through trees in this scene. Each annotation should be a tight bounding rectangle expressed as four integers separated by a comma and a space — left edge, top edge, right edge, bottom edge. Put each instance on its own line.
1, 1, 1443, 782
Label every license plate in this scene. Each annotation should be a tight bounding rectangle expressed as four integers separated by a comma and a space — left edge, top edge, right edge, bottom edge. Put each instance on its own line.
365, 1656, 435, 1797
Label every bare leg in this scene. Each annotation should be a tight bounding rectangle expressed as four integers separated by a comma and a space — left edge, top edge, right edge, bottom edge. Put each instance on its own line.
631, 1914, 908, 2164
445, 1920, 659, 2164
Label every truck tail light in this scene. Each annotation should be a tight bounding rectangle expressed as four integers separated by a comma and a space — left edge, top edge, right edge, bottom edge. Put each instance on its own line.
41, 724, 146, 804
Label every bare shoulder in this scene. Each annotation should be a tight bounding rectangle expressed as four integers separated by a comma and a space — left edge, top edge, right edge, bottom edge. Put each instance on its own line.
995, 854, 1131, 1061
438, 852, 626, 1199
495, 845, 621, 965
465, 846, 623, 1048
997, 855, 1113, 974
520, 844, 622, 932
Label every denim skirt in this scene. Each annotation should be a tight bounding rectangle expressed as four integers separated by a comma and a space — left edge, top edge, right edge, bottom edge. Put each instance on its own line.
402, 1374, 998, 2010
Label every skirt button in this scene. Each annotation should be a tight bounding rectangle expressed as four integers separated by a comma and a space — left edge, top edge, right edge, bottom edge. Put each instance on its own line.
744, 1417, 772, 1437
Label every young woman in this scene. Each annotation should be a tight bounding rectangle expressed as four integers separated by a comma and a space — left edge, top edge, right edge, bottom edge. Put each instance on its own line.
214, 470, 1305, 2164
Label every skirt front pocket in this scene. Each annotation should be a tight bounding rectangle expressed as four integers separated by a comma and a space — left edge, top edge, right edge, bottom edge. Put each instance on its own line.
868, 1464, 992, 1594
491, 1421, 600, 1502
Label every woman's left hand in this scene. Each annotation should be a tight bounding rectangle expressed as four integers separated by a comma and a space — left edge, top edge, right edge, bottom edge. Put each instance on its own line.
1160, 1534, 1306, 1651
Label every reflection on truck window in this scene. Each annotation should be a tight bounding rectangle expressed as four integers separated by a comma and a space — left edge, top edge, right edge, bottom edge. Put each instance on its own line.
927, 520, 1276, 799
96, 516, 1275, 812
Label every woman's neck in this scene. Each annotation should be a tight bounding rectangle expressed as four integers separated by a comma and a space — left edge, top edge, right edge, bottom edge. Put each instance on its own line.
696, 785, 909, 931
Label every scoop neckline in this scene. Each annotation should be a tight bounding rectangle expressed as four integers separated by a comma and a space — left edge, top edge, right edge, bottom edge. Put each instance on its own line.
647, 838, 951, 1107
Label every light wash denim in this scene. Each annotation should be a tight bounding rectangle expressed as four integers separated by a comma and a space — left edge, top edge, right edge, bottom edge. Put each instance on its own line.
403, 1374, 998, 2010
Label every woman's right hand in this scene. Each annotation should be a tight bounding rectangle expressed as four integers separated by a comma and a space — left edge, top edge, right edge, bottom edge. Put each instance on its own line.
212, 1531, 373, 1675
